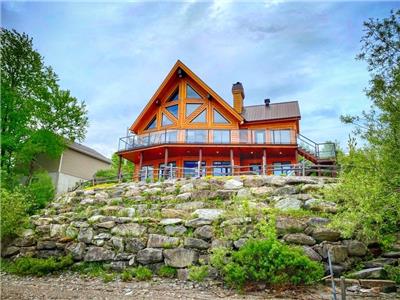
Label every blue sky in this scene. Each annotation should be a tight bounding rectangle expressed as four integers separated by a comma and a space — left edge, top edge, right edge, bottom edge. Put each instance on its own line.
2, 1, 399, 158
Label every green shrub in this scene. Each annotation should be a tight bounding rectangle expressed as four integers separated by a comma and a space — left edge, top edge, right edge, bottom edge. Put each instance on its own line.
211, 238, 324, 290
0, 188, 29, 241
94, 168, 116, 179
121, 270, 133, 281
157, 265, 177, 278
26, 171, 55, 213
132, 266, 152, 281
189, 265, 208, 282
2, 255, 74, 276
71, 262, 107, 277
102, 273, 116, 283
382, 265, 400, 284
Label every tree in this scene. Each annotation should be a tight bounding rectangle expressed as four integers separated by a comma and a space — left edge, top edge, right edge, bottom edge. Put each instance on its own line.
94, 153, 134, 179
0, 29, 88, 186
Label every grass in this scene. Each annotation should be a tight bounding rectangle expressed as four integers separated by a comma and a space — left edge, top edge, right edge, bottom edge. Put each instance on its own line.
157, 265, 177, 278
120, 266, 153, 281
189, 265, 209, 282
83, 182, 117, 191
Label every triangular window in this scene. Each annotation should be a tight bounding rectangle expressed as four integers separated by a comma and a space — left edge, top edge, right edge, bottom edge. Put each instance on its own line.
186, 103, 202, 117
213, 108, 229, 124
145, 116, 157, 130
166, 105, 179, 119
186, 84, 201, 99
162, 113, 174, 126
190, 109, 207, 123
168, 89, 179, 102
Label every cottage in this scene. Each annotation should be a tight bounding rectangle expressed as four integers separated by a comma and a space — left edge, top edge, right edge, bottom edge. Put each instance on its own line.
117, 60, 335, 180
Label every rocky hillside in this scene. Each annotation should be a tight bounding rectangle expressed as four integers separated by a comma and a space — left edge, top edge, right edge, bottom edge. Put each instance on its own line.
3, 176, 399, 281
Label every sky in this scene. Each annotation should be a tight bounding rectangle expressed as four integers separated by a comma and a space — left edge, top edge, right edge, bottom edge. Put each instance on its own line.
2, 1, 399, 158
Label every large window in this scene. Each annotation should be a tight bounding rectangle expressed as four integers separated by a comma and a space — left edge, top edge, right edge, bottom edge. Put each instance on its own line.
183, 161, 206, 178
271, 129, 291, 144
254, 130, 265, 144
165, 130, 178, 143
273, 162, 292, 175
213, 130, 230, 144
213, 109, 229, 124
140, 166, 154, 181
213, 161, 231, 176
190, 109, 207, 123
186, 103, 202, 117
186, 84, 201, 99
186, 130, 208, 143
159, 162, 177, 179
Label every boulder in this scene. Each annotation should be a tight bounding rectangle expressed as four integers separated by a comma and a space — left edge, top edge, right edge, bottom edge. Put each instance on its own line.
274, 186, 298, 196
323, 244, 348, 263
96, 221, 116, 229
185, 218, 213, 228
304, 199, 337, 213
161, 208, 186, 218
125, 238, 145, 253
211, 239, 233, 249
136, 248, 163, 264
180, 183, 194, 193
37, 240, 57, 250
307, 217, 331, 227
283, 233, 316, 246
223, 179, 243, 190
302, 246, 322, 261
176, 201, 205, 211
220, 217, 252, 227
233, 238, 248, 249
274, 197, 302, 211
146, 187, 162, 195
50, 224, 67, 238
78, 227, 94, 244
236, 188, 251, 199
2, 246, 20, 257
12, 236, 36, 247
164, 248, 198, 268
165, 225, 187, 236
349, 267, 383, 279
193, 209, 224, 220
110, 237, 124, 252
382, 251, 400, 258
147, 234, 180, 248
177, 268, 190, 281
311, 227, 341, 242
66, 242, 86, 260
276, 217, 306, 234
176, 192, 192, 201
159, 218, 184, 226
250, 186, 274, 197
184, 237, 210, 250
194, 225, 214, 240
111, 223, 147, 237
343, 240, 368, 257
84, 247, 115, 262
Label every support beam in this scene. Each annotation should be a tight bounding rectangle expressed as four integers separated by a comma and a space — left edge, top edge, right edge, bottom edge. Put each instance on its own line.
230, 149, 234, 176
198, 148, 203, 177
137, 152, 143, 181
164, 148, 168, 179
117, 155, 122, 182
262, 149, 267, 175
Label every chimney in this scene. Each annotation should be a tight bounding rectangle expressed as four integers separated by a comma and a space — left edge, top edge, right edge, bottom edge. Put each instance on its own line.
232, 82, 245, 114
264, 98, 270, 106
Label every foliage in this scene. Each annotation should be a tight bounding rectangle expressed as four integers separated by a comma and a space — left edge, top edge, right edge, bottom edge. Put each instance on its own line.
71, 262, 107, 277
121, 270, 133, 281
335, 10, 400, 246
101, 273, 116, 283
157, 265, 177, 278
0, 28, 88, 187
94, 153, 134, 180
382, 265, 400, 284
0, 188, 29, 242
1, 255, 74, 276
25, 171, 55, 213
132, 266, 152, 281
189, 265, 209, 282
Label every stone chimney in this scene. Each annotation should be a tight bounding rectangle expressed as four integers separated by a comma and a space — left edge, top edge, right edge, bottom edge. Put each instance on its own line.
232, 82, 245, 114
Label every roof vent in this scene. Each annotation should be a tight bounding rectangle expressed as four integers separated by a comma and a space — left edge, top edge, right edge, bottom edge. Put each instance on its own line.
264, 98, 270, 106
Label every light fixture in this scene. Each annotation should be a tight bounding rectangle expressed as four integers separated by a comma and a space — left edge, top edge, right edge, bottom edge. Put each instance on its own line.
250, 151, 253, 154
216, 151, 219, 154
279, 151, 282, 155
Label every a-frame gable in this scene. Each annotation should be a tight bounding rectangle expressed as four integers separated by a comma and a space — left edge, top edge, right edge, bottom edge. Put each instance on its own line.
130, 60, 243, 133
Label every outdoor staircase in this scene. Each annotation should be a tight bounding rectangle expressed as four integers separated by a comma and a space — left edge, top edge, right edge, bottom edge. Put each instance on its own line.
296, 134, 336, 165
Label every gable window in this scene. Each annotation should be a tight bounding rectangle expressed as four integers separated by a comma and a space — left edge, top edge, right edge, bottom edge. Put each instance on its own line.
213, 130, 230, 144
186, 103, 202, 117
271, 129, 291, 144
186, 84, 201, 99
213, 108, 229, 124
162, 113, 173, 126
190, 109, 207, 123
145, 116, 157, 130
166, 104, 179, 119
168, 88, 179, 102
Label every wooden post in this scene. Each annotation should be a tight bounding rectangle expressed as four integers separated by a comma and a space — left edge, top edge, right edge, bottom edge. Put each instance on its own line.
302, 160, 306, 176
340, 276, 346, 300
262, 149, 267, 175
164, 148, 168, 179
230, 149, 234, 176
117, 155, 122, 182
138, 152, 143, 181
198, 148, 202, 177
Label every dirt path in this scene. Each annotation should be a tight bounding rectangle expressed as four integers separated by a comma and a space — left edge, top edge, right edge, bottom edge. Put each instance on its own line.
0, 273, 397, 300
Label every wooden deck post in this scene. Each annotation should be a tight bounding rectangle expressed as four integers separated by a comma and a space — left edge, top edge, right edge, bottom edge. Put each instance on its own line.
163, 148, 168, 179
198, 148, 202, 177
262, 149, 267, 175
137, 152, 143, 181
230, 149, 234, 176
117, 155, 122, 182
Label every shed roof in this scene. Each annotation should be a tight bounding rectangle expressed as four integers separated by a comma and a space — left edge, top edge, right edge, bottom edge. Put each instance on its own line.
241, 101, 301, 122
68, 142, 112, 164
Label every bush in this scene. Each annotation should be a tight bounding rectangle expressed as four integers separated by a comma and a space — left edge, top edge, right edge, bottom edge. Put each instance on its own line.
132, 266, 152, 281
157, 265, 177, 278
189, 265, 208, 282
26, 171, 55, 213
382, 265, 400, 284
71, 262, 107, 277
1, 255, 74, 276
0, 188, 29, 241
121, 270, 133, 281
211, 238, 324, 290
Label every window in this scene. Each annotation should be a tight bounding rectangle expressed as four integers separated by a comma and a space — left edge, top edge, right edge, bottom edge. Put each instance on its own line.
213, 109, 229, 124
140, 166, 153, 181
183, 161, 206, 178
213, 161, 231, 176
190, 109, 207, 123
213, 130, 230, 144
149, 131, 163, 145
186, 130, 207, 143
168, 89, 179, 102
186, 84, 201, 99
162, 113, 173, 126
254, 130, 265, 144
273, 162, 292, 175
166, 105, 179, 119
186, 103, 202, 117
145, 116, 157, 130
249, 164, 262, 175
159, 162, 177, 179
165, 130, 178, 143
239, 130, 249, 143
271, 130, 291, 144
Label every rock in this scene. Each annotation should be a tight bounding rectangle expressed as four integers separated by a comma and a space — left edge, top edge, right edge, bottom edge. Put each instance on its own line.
185, 218, 213, 228
243, 176, 266, 187
284, 233, 316, 246
84, 247, 115, 262
50, 224, 67, 238
66, 242, 86, 260
78, 227, 94, 244
161, 209, 186, 218
323, 244, 348, 263
184, 237, 210, 250
165, 225, 187, 236
110, 237, 124, 252
147, 234, 180, 248
382, 251, 400, 258
274, 186, 298, 196
364, 257, 397, 268
285, 176, 319, 185
324, 264, 346, 276
236, 188, 251, 199
65, 226, 79, 239
220, 217, 252, 227
159, 218, 183, 226
176, 201, 204, 211
296, 193, 311, 201
33, 217, 53, 226
276, 217, 306, 234
223, 179, 243, 190
146, 187, 162, 195
302, 246, 322, 261
2, 246, 20, 257
136, 248, 163, 264
307, 217, 331, 226
121, 207, 136, 218
125, 238, 145, 253
95, 191, 109, 200
250, 186, 274, 196
96, 221, 116, 229
109, 261, 129, 271
176, 192, 192, 201
111, 224, 147, 237
180, 183, 194, 193
164, 248, 198, 268
301, 184, 324, 193
177, 268, 190, 281
311, 227, 341, 242
37, 240, 57, 250
233, 238, 248, 249
12, 236, 36, 247
343, 240, 367, 257
274, 197, 302, 211
304, 199, 337, 213
349, 267, 383, 279
194, 225, 213, 240
211, 239, 233, 249
193, 209, 224, 220
216, 189, 237, 200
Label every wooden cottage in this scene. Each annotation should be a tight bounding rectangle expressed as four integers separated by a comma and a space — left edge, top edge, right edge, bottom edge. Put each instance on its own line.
117, 60, 335, 180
